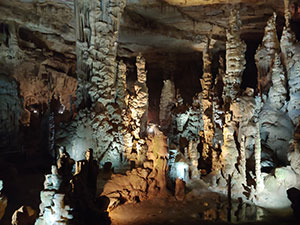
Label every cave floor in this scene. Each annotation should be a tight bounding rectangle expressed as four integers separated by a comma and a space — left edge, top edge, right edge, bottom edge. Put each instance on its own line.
109, 192, 298, 225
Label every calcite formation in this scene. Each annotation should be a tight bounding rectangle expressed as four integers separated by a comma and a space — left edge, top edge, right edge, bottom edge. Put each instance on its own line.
223, 10, 246, 105
125, 54, 149, 165
255, 13, 280, 95
0, 75, 23, 150
57, 0, 128, 169
102, 125, 169, 209
11, 206, 37, 225
159, 79, 176, 130
268, 53, 287, 111
35, 166, 74, 225
185, 140, 200, 179
201, 42, 215, 159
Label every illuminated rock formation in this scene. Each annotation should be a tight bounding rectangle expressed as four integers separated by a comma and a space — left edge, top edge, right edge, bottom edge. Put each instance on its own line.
11, 206, 37, 225
255, 13, 279, 95
159, 79, 176, 130
268, 53, 287, 111
57, 0, 127, 169
0, 180, 7, 221
101, 125, 169, 209
125, 54, 149, 165
223, 10, 246, 105
201, 42, 215, 159
35, 166, 74, 225
186, 140, 200, 179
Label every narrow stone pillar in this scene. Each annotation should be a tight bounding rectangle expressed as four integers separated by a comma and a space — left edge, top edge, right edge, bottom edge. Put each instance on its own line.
255, 13, 279, 96
223, 10, 246, 105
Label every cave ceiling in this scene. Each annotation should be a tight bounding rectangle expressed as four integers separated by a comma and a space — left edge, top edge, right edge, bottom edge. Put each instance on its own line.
1, 0, 300, 62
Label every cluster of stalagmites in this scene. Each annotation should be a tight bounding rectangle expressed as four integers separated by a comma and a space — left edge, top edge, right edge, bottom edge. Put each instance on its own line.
32, 148, 110, 225
101, 125, 170, 210
58, 0, 151, 172
53, 0, 300, 216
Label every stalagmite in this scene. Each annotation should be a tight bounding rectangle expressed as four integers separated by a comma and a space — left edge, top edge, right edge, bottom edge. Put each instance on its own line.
268, 53, 287, 111
186, 140, 200, 179
221, 112, 239, 182
201, 40, 215, 159
281, 0, 296, 68
255, 13, 279, 95
223, 10, 246, 105
239, 135, 247, 187
159, 79, 176, 130
35, 166, 73, 225
254, 120, 264, 192
125, 53, 149, 165
57, 0, 127, 167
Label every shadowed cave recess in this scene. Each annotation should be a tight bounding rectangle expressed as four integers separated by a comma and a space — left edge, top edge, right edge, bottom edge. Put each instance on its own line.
1, 0, 300, 225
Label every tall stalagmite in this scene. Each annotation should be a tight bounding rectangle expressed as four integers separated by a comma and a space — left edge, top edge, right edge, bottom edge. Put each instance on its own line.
201, 40, 215, 159
255, 13, 279, 96
58, 0, 127, 168
268, 53, 287, 111
126, 53, 149, 165
223, 10, 246, 105
159, 80, 176, 131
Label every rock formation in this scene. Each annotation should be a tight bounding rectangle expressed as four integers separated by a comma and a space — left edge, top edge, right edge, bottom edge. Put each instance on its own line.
35, 166, 74, 225
0, 180, 7, 221
125, 54, 149, 166
255, 12, 279, 95
159, 79, 176, 131
201, 41, 215, 159
101, 125, 169, 209
268, 53, 287, 111
223, 10, 246, 105
11, 206, 37, 225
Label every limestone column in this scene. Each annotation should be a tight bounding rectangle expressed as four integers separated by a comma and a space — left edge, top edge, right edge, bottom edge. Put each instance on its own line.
126, 54, 149, 165
159, 79, 176, 131
255, 13, 279, 96
268, 53, 287, 111
223, 10, 246, 105
200, 39, 215, 159
72, 0, 127, 165
254, 121, 264, 192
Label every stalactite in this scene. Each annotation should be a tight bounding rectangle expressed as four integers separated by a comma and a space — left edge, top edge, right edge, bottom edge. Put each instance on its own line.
223, 10, 246, 105
268, 53, 287, 111
159, 79, 176, 130
255, 13, 279, 96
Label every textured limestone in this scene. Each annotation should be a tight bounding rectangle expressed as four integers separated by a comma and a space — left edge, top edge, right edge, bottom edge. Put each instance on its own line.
125, 54, 149, 165
35, 166, 73, 225
223, 10, 246, 104
102, 126, 169, 209
57, 0, 127, 169
11, 206, 37, 225
255, 13, 279, 95
159, 80, 176, 130
13, 59, 77, 125
201, 43, 215, 159
289, 119, 300, 175
0, 75, 23, 150
268, 53, 287, 111
186, 140, 200, 179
